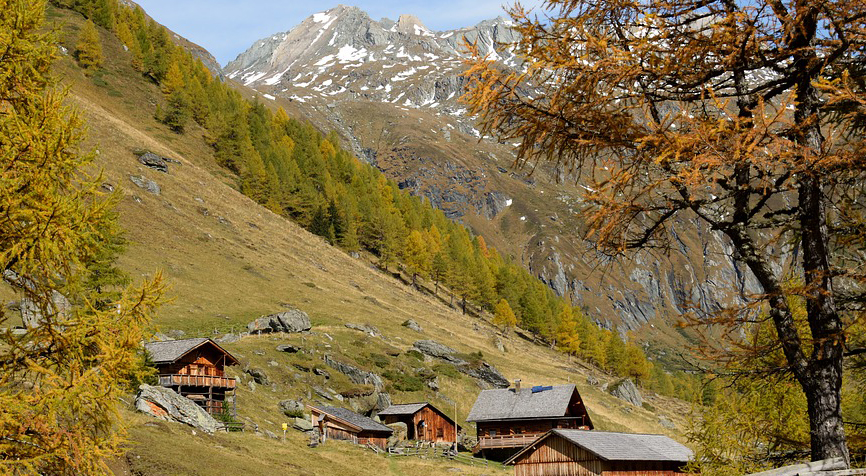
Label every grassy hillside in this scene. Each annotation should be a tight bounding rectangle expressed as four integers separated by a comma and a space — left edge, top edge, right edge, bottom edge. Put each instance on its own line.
16, 5, 696, 474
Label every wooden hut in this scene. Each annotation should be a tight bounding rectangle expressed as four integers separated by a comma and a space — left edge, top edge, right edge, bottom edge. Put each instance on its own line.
504, 429, 693, 476
144, 338, 239, 416
467, 382, 593, 460
310, 405, 393, 449
378, 402, 461, 443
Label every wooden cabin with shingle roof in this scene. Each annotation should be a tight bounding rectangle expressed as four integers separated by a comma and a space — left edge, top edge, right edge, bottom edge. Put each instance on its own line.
309, 405, 393, 449
504, 429, 693, 475
466, 382, 593, 460
378, 402, 461, 443
144, 338, 239, 417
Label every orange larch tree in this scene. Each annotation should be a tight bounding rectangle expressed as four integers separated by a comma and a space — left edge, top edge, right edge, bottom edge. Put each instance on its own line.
463, 0, 865, 464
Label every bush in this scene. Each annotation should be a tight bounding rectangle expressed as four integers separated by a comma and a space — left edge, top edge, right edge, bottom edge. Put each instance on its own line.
383, 371, 426, 392
406, 349, 424, 361
369, 353, 390, 368
432, 363, 460, 379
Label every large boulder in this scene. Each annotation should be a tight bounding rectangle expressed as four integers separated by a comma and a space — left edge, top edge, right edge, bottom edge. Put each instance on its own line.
402, 319, 423, 332
245, 367, 271, 385
457, 433, 478, 452
293, 417, 313, 431
134, 384, 218, 434
247, 309, 311, 334
387, 422, 408, 446
137, 152, 169, 173
413, 340, 464, 364
459, 362, 510, 388
323, 354, 384, 390
279, 399, 305, 417
610, 379, 643, 407
345, 323, 380, 336
129, 174, 160, 195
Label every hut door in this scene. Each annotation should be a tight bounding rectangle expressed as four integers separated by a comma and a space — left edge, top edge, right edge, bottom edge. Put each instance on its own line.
417, 420, 425, 440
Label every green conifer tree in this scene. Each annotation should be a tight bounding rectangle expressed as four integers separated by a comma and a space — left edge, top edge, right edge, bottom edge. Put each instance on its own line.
75, 19, 102, 71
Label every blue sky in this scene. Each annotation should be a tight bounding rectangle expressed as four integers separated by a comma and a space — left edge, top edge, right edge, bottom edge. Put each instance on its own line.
134, 1, 546, 66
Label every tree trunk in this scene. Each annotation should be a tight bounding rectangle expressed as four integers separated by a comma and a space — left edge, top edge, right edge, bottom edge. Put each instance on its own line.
804, 364, 848, 463
799, 176, 849, 465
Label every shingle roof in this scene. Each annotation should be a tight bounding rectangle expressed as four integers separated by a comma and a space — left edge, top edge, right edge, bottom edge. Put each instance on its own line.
144, 338, 238, 365
377, 402, 462, 429
506, 429, 693, 464
313, 406, 393, 433
377, 403, 429, 416
466, 384, 583, 422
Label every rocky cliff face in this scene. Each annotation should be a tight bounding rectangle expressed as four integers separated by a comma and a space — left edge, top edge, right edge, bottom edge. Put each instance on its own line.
226, 5, 764, 350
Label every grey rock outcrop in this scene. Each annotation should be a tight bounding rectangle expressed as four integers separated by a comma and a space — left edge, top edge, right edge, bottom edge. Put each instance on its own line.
413, 340, 463, 363
276, 344, 301, 353
610, 379, 643, 407
402, 319, 423, 332
129, 175, 160, 195
375, 391, 392, 412
279, 399, 305, 417
293, 417, 313, 431
137, 152, 169, 173
323, 354, 384, 390
216, 333, 240, 344
134, 384, 218, 434
345, 323, 380, 336
247, 309, 311, 334
459, 362, 510, 388
245, 367, 271, 385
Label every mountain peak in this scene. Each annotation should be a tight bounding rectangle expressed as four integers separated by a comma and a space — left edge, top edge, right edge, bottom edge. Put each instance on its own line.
395, 14, 433, 36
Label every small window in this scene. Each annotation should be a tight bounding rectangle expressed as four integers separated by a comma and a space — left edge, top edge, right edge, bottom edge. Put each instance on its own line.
489, 429, 497, 437
437, 427, 444, 438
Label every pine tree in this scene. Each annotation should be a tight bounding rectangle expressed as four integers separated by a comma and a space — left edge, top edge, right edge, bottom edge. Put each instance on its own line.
161, 57, 185, 95
75, 18, 102, 71
430, 251, 448, 295
623, 342, 651, 385
403, 230, 430, 287
493, 298, 517, 332
161, 89, 189, 133
0, 1, 163, 472
605, 333, 627, 375
555, 305, 582, 356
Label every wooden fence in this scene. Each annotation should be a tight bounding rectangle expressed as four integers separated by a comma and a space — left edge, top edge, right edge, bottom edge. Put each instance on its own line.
386, 446, 502, 469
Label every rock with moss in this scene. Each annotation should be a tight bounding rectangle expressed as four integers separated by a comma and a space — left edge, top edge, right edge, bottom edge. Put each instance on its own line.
248, 309, 311, 334
135, 384, 218, 434
610, 378, 642, 407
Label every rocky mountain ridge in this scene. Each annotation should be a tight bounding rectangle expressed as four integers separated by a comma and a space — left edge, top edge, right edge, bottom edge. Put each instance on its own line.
226, 5, 764, 351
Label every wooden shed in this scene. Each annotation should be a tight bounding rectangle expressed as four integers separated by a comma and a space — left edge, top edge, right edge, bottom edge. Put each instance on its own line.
310, 405, 393, 449
144, 338, 239, 416
504, 429, 693, 476
467, 383, 593, 461
378, 402, 461, 443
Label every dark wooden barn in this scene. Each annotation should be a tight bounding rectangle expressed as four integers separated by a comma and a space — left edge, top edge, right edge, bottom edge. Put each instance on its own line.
378, 402, 461, 443
504, 429, 693, 476
144, 338, 239, 417
466, 383, 593, 461
310, 405, 393, 449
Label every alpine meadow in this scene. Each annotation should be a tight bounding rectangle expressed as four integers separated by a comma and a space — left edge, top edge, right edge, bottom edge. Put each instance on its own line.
1, 0, 865, 474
